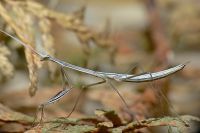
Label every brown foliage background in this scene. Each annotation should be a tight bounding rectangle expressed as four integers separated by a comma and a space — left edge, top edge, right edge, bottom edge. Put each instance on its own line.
0, 0, 199, 132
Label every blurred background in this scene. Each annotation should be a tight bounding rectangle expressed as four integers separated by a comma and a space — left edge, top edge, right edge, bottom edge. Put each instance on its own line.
0, 0, 199, 132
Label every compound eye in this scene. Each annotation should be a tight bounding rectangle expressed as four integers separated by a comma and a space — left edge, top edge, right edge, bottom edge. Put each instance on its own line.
41, 55, 50, 61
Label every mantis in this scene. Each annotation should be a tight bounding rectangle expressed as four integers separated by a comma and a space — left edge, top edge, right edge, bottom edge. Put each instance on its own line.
0, 29, 187, 123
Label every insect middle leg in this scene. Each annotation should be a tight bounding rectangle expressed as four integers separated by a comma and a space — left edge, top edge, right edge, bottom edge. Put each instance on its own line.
66, 78, 106, 118
66, 77, 134, 121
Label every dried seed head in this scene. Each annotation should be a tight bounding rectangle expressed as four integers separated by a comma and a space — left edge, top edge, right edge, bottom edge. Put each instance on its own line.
0, 45, 14, 82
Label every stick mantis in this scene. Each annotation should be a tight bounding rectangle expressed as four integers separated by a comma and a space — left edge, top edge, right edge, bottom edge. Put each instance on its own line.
0, 29, 188, 123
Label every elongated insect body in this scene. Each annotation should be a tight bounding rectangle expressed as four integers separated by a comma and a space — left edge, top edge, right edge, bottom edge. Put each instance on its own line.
46, 55, 186, 82
0, 29, 188, 121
